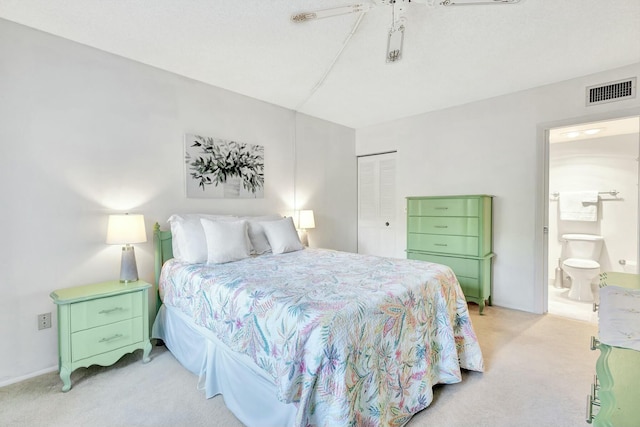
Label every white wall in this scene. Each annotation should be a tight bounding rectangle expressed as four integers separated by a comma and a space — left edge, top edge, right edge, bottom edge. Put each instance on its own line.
0, 19, 356, 385
356, 63, 640, 314
548, 133, 639, 276
295, 114, 357, 251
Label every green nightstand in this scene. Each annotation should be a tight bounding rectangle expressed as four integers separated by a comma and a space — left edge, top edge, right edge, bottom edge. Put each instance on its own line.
586, 272, 640, 426
50, 280, 152, 392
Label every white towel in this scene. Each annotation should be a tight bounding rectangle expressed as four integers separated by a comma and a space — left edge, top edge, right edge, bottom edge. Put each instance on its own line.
559, 191, 598, 221
599, 286, 640, 351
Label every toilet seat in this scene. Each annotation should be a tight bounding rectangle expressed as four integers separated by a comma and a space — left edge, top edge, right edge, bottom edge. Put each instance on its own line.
563, 258, 600, 269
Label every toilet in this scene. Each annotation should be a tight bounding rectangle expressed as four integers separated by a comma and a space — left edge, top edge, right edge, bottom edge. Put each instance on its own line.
561, 234, 604, 302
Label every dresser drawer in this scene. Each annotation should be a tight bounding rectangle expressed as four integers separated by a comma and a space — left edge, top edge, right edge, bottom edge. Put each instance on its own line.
71, 317, 143, 361
407, 216, 479, 236
408, 234, 479, 256
70, 291, 142, 332
407, 252, 481, 298
458, 277, 481, 298
407, 252, 480, 278
407, 198, 479, 217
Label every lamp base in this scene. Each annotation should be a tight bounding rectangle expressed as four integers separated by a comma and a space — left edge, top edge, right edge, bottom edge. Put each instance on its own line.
298, 229, 310, 247
120, 245, 139, 283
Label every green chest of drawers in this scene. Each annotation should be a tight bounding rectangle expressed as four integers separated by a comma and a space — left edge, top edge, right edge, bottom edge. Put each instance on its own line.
406, 195, 494, 314
50, 280, 152, 391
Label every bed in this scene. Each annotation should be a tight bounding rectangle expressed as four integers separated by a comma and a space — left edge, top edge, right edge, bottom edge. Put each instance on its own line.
151, 215, 483, 427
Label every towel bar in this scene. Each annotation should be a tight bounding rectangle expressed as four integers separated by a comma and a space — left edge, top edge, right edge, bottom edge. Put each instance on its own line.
550, 190, 619, 200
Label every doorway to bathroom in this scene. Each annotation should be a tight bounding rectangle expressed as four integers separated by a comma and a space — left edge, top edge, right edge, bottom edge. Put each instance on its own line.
546, 116, 640, 322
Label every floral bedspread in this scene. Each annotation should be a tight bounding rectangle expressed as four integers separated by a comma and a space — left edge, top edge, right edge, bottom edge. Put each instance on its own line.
160, 248, 484, 427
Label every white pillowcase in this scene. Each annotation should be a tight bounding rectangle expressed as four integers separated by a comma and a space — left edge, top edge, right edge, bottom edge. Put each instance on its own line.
167, 214, 236, 263
260, 217, 304, 254
200, 219, 251, 264
239, 214, 282, 254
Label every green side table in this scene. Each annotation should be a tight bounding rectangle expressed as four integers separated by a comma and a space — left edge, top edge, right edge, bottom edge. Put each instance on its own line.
50, 280, 152, 392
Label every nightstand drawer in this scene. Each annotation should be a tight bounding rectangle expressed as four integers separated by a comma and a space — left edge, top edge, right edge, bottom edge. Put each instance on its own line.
70, 292, 142, 332
407, 234, 479, 256
72, 317, 143, 361
408, 216, 479, 236
407, 198, 479, 217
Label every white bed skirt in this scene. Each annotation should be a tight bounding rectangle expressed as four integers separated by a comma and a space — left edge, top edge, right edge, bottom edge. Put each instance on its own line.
152, 304, 297, 426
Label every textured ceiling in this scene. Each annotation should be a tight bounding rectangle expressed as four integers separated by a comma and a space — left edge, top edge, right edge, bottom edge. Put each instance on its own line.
1, 0, 639, 128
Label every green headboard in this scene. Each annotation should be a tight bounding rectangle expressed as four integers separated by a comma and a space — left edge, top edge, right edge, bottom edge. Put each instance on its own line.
153, 222, 173, 312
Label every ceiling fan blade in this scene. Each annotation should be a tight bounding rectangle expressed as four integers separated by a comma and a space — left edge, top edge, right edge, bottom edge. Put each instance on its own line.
431, 0, 521, 6
291, 3, 370, 23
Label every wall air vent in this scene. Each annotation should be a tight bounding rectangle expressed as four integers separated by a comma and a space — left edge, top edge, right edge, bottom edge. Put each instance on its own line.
586, 77, 636, 106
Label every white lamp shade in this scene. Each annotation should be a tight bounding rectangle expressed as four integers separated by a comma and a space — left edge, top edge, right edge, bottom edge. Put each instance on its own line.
298, 210, 315, 229
106, 214, 147, 244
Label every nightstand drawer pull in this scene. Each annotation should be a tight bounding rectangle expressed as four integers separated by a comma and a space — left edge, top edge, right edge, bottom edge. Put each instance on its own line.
586, 394, 598, 424
590, 336, 600, 351
98, 307, 125, 315
592, 302, 599, 312
435, 207, 449, 210
434, 243, 448, 247
99, 333, 124, 343
434, 225, 448, 229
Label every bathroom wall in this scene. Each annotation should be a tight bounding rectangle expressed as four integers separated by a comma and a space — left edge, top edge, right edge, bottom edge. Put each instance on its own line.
548, 131, 639, 280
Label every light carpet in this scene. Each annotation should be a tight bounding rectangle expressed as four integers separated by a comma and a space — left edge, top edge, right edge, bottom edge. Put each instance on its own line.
0, 306, 598, 427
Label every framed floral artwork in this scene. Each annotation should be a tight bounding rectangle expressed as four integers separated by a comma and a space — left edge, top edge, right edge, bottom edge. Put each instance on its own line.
185, 133, 265, 198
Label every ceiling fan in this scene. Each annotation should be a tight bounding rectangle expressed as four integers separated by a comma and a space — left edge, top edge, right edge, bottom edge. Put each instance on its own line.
291, 0, 522, 63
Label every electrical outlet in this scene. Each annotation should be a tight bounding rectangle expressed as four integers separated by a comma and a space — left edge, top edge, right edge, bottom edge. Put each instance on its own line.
38, 312, 51, 330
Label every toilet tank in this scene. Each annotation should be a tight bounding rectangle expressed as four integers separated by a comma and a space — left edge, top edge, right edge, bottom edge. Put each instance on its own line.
562, 234, 604, 260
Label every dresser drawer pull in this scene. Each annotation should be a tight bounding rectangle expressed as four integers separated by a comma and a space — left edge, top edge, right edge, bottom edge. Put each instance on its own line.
590, 336, 600, 351
99, 334, 124, 343
435, 207, 449, 210
586, 394, 598, 423
99, 307, 125, 315
434, 225, 448, 229
434, 243, 448, 247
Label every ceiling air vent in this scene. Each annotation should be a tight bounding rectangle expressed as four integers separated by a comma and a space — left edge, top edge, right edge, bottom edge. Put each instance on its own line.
586, 77, 636, 106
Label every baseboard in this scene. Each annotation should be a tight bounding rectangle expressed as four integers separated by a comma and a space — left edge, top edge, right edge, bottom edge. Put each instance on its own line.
0, 365, 58, 388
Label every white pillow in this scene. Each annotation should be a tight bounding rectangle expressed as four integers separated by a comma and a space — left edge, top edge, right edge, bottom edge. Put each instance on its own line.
260, 217, 304, 254
201, 219, 251, 264
239, 214, 282, 254
167, 214, 236, 263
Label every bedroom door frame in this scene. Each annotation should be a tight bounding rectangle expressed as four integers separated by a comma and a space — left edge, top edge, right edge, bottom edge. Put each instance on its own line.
357, 151, 398, 257
535, 108, 640, 314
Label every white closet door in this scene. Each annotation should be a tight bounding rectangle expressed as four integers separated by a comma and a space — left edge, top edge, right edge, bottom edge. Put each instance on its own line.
357, 152, 397, 257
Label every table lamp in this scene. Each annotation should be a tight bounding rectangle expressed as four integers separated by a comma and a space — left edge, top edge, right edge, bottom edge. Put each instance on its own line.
106, 213, 147, 283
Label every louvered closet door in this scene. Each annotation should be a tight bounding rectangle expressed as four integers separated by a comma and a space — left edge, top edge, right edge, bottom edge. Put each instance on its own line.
357, 152, 397, 257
